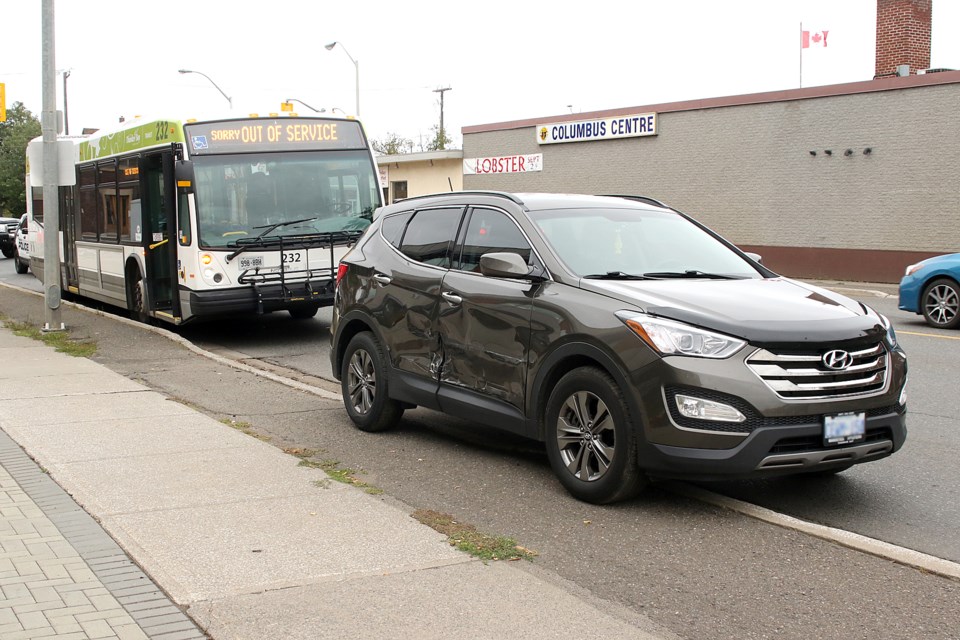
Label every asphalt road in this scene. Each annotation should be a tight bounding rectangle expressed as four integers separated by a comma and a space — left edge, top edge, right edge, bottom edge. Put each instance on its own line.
2, 262, 959, 639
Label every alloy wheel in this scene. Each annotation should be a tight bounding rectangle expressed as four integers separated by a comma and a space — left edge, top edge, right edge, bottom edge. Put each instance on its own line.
555, 390, 616, 482
924, 283, 959, 327
347, 348, 377, 415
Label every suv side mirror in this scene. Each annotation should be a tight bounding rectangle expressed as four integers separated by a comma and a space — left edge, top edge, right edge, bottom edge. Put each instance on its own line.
479, 252, 535, 279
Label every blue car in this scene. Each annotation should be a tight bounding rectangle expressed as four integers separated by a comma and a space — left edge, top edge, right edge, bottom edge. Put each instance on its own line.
899, 253, 960, 329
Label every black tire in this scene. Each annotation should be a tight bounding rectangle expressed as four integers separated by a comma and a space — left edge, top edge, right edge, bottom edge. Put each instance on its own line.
14, 247, 28, 274
544, 367, 647, 504
340, 332, 403, 432
129, 271, 150, 324
288, 304, 320, 320
1, 246, 14, 259
921, 278, 960, 329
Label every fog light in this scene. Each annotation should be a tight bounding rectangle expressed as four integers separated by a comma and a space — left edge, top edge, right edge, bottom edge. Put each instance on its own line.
675, 394, 746, 423
213, 273, 223, 283
899, 377, 908, 407
203, 268, 215, 279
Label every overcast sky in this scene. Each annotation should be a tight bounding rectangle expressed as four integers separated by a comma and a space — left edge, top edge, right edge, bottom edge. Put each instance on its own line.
2, 1, 958, 149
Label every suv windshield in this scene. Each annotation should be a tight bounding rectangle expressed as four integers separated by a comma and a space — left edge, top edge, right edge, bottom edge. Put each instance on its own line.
193, 150, 377, 248
529, 206, 761, 279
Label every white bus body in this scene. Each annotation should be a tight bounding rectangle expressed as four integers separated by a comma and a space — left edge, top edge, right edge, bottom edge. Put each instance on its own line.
26, 114, 381, 324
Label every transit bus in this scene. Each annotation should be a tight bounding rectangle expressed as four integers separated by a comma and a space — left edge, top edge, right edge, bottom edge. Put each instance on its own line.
25, 114, 381, 324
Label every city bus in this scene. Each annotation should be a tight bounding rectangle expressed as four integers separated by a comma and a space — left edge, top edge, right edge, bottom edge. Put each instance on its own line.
25, 113, 381, 324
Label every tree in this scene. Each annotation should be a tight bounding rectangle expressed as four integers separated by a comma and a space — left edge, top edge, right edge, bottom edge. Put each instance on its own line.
372, 132, 413, 155
0, 102, 41, 216
426, 124, 452, 152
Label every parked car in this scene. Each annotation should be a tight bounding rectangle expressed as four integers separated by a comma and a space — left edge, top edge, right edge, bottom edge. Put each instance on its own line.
898, 253, 960, 330
0, 215, 20, 259
330, 192, 907, 504
13, 213, 30, 274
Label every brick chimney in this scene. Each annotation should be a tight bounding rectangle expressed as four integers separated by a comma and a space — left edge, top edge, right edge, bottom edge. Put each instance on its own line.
875, 0, 932, 77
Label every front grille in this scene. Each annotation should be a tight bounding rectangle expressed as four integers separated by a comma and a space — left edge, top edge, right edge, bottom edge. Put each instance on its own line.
745, 341, 889, 400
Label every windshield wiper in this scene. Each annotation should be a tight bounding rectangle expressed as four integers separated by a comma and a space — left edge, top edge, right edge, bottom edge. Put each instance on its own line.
642, 270, 742, 280
226, 217, 319, 261
583, 271, 652, 280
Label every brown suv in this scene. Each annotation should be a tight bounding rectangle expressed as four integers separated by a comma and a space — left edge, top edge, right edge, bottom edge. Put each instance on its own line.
330, 192, 907, 503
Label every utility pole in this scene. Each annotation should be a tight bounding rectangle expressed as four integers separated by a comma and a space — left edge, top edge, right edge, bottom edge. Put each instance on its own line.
433, 86, 451, 150
42, 0, 63, 331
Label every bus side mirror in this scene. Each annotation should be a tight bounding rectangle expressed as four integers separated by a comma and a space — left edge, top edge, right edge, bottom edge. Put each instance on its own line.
175, 160, 195, 194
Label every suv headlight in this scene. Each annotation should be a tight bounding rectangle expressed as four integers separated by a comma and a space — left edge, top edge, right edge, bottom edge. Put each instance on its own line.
617, 312, 746, 358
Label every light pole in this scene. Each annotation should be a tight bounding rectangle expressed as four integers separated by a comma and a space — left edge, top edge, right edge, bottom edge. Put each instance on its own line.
178, 69, 232, 109
59, 68, 71, 135
284, 98, 324, 113
324, 42, 359, 117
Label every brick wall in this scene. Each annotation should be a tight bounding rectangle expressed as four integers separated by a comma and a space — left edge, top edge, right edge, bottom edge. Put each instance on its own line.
875, 0, 931, 77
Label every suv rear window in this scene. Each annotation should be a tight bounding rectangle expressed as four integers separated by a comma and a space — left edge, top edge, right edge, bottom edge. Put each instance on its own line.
398, 207, 463, 267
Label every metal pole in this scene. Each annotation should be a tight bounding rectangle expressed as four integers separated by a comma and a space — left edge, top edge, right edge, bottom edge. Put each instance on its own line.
62, 69, 70, 135
42, 0, 63, 331
354, 59, 360, 118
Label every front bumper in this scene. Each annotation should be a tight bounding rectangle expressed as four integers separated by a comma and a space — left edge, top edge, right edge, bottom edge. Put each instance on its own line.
623, 341, 908, 480
185, 280, 334, 318
641, 408, 906, 480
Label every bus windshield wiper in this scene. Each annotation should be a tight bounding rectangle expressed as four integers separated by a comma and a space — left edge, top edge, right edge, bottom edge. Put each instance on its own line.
226, 217, 319, 261
642, 270, 741, 280
583, 271, 652, 280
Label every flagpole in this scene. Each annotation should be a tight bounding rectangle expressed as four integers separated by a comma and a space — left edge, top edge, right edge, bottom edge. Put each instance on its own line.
799, 22, 803, 88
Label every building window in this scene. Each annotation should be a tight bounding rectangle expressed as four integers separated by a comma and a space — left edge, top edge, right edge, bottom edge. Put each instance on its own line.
391, 181, 407, 204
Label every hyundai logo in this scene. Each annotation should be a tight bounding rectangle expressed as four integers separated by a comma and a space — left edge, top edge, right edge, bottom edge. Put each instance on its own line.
822, 349, 854, 370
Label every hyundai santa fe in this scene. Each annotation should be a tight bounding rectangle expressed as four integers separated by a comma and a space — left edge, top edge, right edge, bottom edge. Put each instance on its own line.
330, 192, 907, 504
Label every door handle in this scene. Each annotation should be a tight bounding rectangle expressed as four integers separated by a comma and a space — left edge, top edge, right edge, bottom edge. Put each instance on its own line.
442, 291, 463, 305
372, 274, 392, 286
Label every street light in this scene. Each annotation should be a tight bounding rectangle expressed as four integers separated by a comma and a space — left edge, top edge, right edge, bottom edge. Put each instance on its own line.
284, 98, 324, 113
178, 69, 232, 109
324, 41, 359, 117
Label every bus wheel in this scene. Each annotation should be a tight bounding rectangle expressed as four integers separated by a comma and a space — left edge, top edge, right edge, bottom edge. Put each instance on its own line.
289, 304, 320, 320
129, 272, 149, 324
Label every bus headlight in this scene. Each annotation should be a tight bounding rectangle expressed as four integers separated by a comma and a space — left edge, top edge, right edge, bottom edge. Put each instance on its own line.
198, 253, 231, 286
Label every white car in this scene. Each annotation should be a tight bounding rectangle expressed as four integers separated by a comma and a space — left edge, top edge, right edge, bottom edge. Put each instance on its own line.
14, 214, 30, 274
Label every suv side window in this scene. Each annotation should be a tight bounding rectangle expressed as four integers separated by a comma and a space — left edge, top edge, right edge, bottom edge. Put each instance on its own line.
456, 207, 532, 273
380, 210, 413, 248
398, 207, 463, 267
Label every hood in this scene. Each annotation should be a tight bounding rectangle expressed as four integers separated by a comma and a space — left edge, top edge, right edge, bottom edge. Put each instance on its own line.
581, 277, 885, 344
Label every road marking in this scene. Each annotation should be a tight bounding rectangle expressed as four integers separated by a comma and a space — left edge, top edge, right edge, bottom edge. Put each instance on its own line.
670, 483, 960, 582
899, 330, 960, 341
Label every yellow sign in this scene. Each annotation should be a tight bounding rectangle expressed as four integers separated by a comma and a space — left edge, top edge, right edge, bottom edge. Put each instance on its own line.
0, 83, 6, 122
281, 101, 294, 112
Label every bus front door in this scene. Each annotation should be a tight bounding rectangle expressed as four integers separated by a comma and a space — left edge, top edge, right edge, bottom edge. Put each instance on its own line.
140, 153, 179, 320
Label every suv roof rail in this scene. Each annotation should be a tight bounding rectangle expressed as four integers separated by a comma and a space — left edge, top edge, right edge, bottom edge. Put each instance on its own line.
389, 190, 527, 208
599, 194, 672, 209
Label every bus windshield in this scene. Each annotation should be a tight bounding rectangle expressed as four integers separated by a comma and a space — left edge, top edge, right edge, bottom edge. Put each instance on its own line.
192, 150, 378, 248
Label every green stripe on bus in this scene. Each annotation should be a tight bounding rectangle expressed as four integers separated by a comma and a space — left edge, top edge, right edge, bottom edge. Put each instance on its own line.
78, 120, 186, 161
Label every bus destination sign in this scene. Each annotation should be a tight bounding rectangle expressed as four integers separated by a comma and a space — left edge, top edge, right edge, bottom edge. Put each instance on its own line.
185, 118, 367, 155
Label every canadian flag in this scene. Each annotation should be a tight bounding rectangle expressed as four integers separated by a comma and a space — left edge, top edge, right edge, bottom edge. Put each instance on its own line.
801, 30, 829, 48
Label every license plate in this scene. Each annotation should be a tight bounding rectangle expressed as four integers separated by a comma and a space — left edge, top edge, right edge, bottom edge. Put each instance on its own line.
238, 256, 264, 270
824, 412, 866, 446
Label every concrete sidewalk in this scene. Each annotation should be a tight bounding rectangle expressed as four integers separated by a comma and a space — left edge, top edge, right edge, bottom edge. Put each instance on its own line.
0, 325, 668, 639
